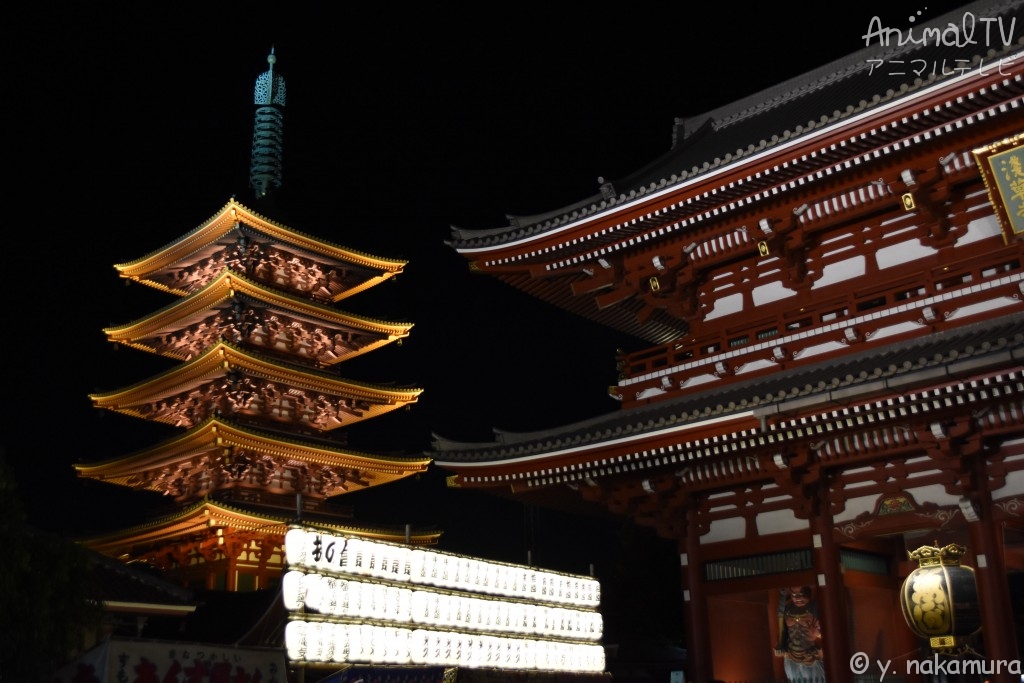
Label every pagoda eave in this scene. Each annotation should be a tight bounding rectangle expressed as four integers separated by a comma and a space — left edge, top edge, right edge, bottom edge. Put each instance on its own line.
76, 416, 433, 473
75, 417, 431, 500
114, 200, 407, 302
78, 499, 440, 570
116, 199, 407, 276
89, 341, 423, 432
102, 269, 412, 366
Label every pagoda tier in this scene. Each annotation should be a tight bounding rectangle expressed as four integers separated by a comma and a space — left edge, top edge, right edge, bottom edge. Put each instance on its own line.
90, 340, 421, 434
103, 269, 412, 367
74, 416, 431, 505
114, 199, 406, 303
78, 499, 440, 591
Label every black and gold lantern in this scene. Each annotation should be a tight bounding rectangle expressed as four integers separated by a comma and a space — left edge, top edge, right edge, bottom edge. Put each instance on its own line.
900, 543, 981, 653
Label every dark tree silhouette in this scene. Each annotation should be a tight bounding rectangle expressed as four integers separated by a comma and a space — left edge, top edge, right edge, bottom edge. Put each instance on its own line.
0, 449, 103, 683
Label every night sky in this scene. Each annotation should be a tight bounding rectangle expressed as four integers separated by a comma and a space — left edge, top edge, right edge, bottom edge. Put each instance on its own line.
6, 0, 971, 645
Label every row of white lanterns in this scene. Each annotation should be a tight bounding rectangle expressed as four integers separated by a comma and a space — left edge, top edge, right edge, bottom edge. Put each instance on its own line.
282, 572, 603, 641
284, 621, 606, 672
284, 528, 600, 607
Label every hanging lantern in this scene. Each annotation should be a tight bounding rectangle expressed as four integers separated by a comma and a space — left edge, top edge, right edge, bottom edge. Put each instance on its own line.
900, 543, 981, 653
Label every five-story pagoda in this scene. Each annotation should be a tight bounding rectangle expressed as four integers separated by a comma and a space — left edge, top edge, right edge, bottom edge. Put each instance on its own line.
75, 49, 435, 592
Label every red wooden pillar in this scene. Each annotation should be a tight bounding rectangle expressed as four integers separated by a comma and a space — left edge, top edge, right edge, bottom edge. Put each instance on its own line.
812, 488, 852, 683
966, 453, 1019, 682
683, 503, 713, 683
224, 534, 238, 591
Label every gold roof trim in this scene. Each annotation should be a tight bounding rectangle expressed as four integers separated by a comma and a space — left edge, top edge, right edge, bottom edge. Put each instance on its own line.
103, 269, 413, 355
74, 416, 432, 485
90, 340, 423, 412
115, 199, 407, 278
78, 499, 441, 553
79, 499, 290, 550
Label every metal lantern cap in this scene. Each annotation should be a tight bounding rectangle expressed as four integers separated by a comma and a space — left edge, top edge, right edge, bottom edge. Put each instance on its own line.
908, 543, 967, 567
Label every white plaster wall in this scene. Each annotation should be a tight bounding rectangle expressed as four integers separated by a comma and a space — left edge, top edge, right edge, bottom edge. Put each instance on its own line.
751, 280, 796, 307
956, 213, 1001, 245
703, 516, 747, 543
899, 482, 960, 507
703, 292, 744, 321
995, 468, 1024, 497
755, 508, 809, 535
875, 239, 936, 269
813, 254, 866, 288
832, 495, 877, 525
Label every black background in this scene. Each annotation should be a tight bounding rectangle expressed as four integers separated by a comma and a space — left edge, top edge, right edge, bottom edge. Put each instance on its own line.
5, 1, 969, 645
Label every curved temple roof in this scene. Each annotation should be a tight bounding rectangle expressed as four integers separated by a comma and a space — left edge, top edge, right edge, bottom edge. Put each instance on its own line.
90, 340, 423, 432
116, 199, 407, 302
433, 312, 1024, 495
78, 499, 441, 560
103, 269, 413, 366
450, 1, 1023, 247
75, 416, 432, 498
444, 1, 1024, 345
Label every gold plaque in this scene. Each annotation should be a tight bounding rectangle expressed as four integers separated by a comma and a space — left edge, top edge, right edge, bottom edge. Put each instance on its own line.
974, 134, 1024, 243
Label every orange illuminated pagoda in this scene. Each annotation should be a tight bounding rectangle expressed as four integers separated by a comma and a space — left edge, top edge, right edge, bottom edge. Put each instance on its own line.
76, 50, 435, 592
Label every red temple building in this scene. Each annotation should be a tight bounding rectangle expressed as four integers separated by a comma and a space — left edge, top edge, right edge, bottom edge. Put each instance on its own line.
433, 3, 1024, 682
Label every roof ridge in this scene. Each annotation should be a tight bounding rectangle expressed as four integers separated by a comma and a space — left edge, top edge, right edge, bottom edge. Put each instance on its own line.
680, 0, 1024, 139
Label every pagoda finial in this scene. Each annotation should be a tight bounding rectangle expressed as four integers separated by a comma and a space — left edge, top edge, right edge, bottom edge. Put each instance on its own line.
249, 47, 286, 200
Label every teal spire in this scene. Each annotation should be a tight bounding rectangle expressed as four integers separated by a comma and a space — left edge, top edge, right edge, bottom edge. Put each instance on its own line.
249, 47, 286, 199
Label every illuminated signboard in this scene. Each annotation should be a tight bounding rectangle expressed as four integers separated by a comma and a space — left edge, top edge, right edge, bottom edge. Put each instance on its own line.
282, 527, 605, 673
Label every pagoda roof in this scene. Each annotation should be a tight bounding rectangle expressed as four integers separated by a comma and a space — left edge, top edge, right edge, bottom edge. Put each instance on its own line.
90, 340, 421, 429
103, 269, 412, 366
74, 416, 432, 496
77, 498, 442, 559
115, 198, 406, 302
432, 310, 1024, 477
